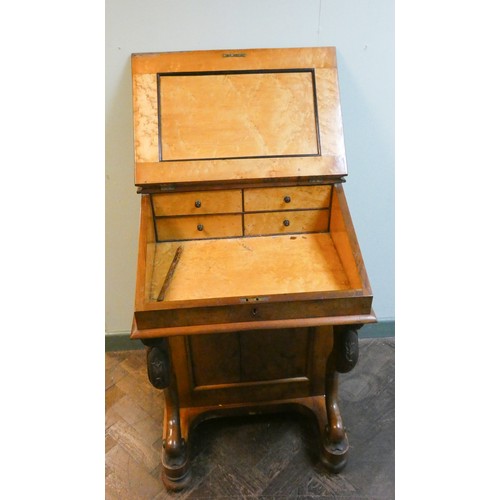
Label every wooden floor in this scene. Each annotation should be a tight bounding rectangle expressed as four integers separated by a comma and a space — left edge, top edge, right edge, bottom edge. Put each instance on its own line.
105, 338, 394, 499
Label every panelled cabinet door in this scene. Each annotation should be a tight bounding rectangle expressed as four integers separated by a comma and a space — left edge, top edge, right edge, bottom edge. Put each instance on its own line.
172, 327, 332, 407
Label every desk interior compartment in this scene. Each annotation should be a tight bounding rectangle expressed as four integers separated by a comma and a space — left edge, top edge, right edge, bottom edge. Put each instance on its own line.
132, 183, 372, 337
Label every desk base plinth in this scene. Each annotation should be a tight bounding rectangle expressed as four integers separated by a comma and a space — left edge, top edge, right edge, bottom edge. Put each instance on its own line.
144, 325, 359, 490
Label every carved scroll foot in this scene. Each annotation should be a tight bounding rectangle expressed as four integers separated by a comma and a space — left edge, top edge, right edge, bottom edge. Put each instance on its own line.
160, 442, 191, 491
143, 338, 191, 490
160, 379, 190, 490
321, 325, 360, 473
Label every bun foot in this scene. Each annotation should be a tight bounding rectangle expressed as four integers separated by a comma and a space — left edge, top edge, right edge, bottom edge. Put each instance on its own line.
320, 434, 349, 473
161, 451, 191, 491
161, 467, 191, 491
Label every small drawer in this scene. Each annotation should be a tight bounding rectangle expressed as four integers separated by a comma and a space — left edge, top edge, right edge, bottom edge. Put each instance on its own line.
156, 214, 243, 241
152, 189, 242, 216
244, 185, 331, 212
244, 210, 329, 236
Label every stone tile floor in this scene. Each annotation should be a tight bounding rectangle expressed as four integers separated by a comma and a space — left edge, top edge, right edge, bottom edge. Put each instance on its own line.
106, 338, 394, 499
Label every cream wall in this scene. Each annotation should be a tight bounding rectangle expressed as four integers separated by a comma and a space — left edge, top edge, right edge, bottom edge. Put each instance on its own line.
105, 0, 394, 333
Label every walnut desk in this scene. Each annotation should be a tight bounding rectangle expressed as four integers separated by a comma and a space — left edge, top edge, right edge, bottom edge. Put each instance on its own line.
130, 47, 375, 489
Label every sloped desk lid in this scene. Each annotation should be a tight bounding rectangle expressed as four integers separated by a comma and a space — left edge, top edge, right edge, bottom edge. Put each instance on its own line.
131, 47, 347, 188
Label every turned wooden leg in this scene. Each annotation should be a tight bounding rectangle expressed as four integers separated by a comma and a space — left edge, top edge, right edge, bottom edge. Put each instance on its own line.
321, 325, 360, 472
143, 338, 190, 490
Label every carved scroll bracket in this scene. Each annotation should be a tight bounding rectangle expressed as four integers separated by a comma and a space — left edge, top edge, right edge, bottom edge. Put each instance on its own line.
321, 324, 361, 472
142, 338, 190, 489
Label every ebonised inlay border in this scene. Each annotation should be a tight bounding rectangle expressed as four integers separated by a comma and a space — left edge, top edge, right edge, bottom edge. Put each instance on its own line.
156, 68, 322, 163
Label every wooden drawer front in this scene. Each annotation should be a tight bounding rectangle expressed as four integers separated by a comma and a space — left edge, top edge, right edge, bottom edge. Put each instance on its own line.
156, 214, 242, 241
135, 295, 374, 331
152, 190, 242, 216
244, 185, 331, 212
244, 210, 329, 236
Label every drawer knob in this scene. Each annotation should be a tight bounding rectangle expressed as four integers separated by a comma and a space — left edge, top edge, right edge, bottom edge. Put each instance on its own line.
195, 200, 202, 208
283, 219, 290, 227
197, 224, 204, 231
284, 196, 291, 203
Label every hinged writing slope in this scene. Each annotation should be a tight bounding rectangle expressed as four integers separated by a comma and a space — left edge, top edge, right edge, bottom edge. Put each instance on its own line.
132, 47, 347, 188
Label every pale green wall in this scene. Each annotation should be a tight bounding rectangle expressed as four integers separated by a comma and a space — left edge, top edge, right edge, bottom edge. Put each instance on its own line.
105, 0, 394, 333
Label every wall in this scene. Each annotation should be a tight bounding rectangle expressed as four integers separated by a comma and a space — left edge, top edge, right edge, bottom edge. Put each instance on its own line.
105, 0, 394, 336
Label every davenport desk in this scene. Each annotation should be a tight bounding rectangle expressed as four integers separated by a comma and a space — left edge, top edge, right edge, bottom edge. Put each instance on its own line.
129, 47, 376, 489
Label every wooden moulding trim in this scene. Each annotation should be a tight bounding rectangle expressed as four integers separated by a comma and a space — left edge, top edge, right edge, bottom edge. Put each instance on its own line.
130, 312, 377, 339
138, 177, 346, 194
136, 288, 368, 312
134, 157, 347, 187
131, 47, 336, 75
192, 376, 310, 393
134, 296, 373, 331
